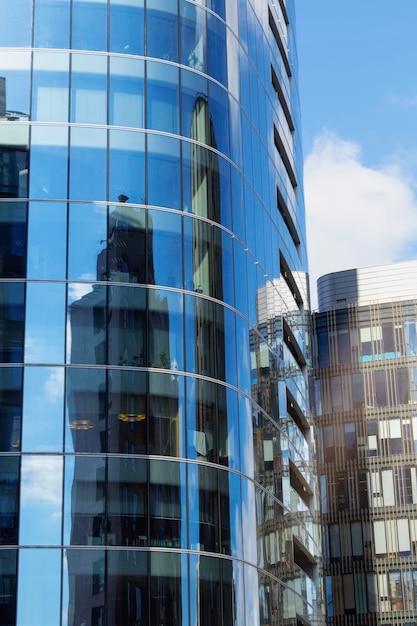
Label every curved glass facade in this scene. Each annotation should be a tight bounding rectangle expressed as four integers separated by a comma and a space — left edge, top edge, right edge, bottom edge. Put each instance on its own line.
0, 1, 323, 624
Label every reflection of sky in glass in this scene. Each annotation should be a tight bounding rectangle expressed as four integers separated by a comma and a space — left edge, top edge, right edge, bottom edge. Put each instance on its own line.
17, 549, 61, 626
24, 282, 66, 364
22, 366, 64, 452
19, 456, 63, 545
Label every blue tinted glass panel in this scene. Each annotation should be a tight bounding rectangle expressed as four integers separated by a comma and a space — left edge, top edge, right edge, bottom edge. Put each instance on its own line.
147, 61, 179, 134
181, 69, 208, 139
0, 51, 31, 116
107, 285, 146, 367
109, 56, 144, 128
22, 367, 64, 452
17, 549, 61, 625
34, 0, 70, 48
207, 13, 227, 85
0, 283, 24, 364
32, 52, 69, 122
69, 127, 107, 201
109, 130, 145, 204
72, 0, 107, 51
27, 202, 67, 279
147, 134, 180, 209
0, 458, 19, 544
180, 1, 206, 72
146, 0, 178, 62
65, 368, 107, 453
0, 368, 22, 453
0, 203, 27, 279
68, 204, 107, 280
209, 80, 229, 156
19, 456, 63, 545
149, 373, 185, 458
148, 209, 182, 288
108, 204, 146, 283
71, 54, 107, 124
148, 289, 184, 372
0, 0, 32, 47
24, 282, 66, 364
29, 126, 68, 199
107, 369, 147, 454
67, 283, 107, 365
110, 0, 144, 55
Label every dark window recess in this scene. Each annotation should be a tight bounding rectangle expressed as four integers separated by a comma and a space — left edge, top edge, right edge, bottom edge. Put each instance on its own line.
287, 388, 309, 435
293, 535, 316, 579
271, 65, 294, 131
280, 252, 303, 307
289, 459, 312, 509
274, 125, 297, 188
278, 0, 290, 24
283, 318, 306, 369
277, 186, 300, 248
268, 8, 291, 78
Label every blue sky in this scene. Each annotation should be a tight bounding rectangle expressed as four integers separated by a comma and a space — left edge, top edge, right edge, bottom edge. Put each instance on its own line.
296, 1, 417, 306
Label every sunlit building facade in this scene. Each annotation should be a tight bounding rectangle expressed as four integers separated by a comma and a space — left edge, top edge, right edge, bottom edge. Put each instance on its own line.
0, 1, 323, 625
313, 261, 417, 625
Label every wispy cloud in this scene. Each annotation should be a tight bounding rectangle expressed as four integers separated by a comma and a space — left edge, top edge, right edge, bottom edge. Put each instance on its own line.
304, 131, 417, 308
389, 93, 417, 109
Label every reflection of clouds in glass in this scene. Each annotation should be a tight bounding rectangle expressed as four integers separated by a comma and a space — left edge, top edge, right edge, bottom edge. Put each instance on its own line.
68, 278, 95, 302
21, 456, 62, 506
44, 367, 64, 403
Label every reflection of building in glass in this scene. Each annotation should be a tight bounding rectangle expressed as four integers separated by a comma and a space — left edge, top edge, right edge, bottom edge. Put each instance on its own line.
313, 261, 417, 625
0, 2, 324, 625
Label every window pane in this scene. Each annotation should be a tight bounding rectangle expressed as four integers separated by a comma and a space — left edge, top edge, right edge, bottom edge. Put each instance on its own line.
110, 0, 144, 55
17, 549, 61, 626
27, 202, 67, 279
146, 0, 178, 62
22, 367, 64, 452
109, 56, 144, 128
34, 0, 70, 48
24, 282, 66, 364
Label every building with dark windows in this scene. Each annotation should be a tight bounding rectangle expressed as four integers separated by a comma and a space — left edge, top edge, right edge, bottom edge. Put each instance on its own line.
0, 1, 324, 625
312, 261, 417, 625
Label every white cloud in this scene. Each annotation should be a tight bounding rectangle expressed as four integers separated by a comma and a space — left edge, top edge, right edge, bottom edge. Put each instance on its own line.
304, 131, 417, 309
21, 456, 62, 506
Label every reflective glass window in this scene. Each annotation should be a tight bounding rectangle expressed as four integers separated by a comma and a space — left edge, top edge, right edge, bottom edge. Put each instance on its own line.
219, 469, 242, 556
19, 456, 63, 545
0, 368, 22, 453
32, 52, 69, 122
67, 283, 106, 365
68, 203, 107, 281
199, 557, 222, 625
69, 127, 107, 201
241, 478, 257, 564
0, 457, 19, 544
146, 0, 178, 62
110, 0, 144, 55
108, 456, 147, 546
63, 548, 106, 626
108, 285, 146, 367
65, 367, 106, 453
0, 282, 24, 364
22, 366, 64, 452
108, 369, 147, 454
29, 126, 68, 199
109, 129, 145, 205
236, 315, 251, 395
0, 202, 27, 280
72, 0, 107, 51
71, 54, 107, 124
24, 282, 66, 364
107, 550, 148, 624
64, 455, 106, 545
148, 209, 182, 288
209, 81, 229, 157
27, 202, 67, 279
0, 51, 30, 117
180, 0, 207, 73
149, 372, 185, 457
109, 56, 144, 128
0, 0, 31, 47
181, 69, 208, 140
207, 13, 227, 85
17, 549, 61, 626
34, 0, 70, 48
108, 204, 146, 283
148, 134, 181, 209
0, 549, 17, 625
188, 464, 219, 553
150, 460, 186, 549
147, 61, 179, 134
149, 289, 184, 372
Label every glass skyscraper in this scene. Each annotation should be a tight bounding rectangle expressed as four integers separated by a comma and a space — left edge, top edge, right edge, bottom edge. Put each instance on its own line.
313, 261, 417, 625
0, 1, 323, 624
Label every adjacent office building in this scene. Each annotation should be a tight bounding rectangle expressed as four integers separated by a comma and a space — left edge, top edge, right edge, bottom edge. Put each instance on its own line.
0, 1, 323, 624
313, 261, 417, 625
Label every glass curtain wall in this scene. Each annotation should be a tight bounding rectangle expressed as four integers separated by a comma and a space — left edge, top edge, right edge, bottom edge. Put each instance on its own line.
0, 1, 323, 625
